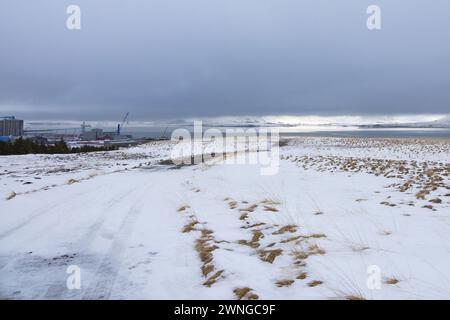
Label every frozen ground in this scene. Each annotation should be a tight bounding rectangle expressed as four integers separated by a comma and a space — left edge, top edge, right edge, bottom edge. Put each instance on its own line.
0, 137, 449, 299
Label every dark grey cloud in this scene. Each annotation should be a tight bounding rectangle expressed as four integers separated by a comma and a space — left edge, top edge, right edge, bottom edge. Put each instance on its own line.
0, 0, 449, 120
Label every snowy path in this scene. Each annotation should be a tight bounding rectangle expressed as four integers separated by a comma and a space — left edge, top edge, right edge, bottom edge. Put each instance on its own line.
0, 168, 195, 299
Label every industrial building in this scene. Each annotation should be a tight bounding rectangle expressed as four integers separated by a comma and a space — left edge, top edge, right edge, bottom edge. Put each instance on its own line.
0, 116, 24, 137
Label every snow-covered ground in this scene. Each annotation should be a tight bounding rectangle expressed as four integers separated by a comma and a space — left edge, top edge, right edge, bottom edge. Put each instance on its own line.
0, 136, 449, 299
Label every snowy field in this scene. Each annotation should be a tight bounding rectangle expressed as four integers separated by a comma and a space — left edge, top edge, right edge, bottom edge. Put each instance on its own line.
0, 136, 449, 299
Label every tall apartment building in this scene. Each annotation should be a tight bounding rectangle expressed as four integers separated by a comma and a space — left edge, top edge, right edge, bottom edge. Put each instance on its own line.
0, 116, 24, 136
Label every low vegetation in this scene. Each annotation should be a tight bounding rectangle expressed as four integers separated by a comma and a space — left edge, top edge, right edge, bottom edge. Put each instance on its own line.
0, 138, 117, 155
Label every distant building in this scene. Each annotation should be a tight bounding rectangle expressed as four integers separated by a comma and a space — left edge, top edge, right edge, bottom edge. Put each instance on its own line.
0, 116, 24, 137
80, 128, 132, 141
81, 128, 104, 141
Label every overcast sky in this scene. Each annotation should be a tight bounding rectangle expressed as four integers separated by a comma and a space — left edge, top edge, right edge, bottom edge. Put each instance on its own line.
0, 0, 449, 120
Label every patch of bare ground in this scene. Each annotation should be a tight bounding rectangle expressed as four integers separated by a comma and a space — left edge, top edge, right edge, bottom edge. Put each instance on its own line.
234, 287, 259, 300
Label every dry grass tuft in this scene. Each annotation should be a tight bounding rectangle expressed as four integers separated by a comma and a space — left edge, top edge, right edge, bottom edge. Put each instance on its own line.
177, 205, 190, 212
308, 244, 326, 255
233, 287, 259, 300
272, 225, 297, 235
263, 205, 279, 212
228, 201, 238, 209
201, 264, 214, 277
345, 295, 366, 300
384, 277, 399, 285
261, 199, 282, 205
275, 279, 295, 287
240, 204, 258, 212
239, 212, 249, 220
203, 270, 224, 287
238, 230, 264, 248
308, 233, 327, 239
241, 222, 265, 229
182, 220, 199, 233
307, 280, 323, 287
259, 248, 283, 263
281, 235, 302, 244
296, 272, 307, 280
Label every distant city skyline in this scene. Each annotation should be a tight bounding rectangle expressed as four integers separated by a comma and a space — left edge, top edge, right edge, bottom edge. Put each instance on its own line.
1, 1, 450, 120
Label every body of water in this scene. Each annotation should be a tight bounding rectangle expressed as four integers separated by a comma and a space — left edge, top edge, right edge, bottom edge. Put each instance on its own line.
122, 126, 450, 139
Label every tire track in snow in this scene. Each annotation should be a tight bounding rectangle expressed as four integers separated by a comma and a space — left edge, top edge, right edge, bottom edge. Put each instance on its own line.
0, 189, 94, 241
81, 199, 145, 300
42, 185, 142, 299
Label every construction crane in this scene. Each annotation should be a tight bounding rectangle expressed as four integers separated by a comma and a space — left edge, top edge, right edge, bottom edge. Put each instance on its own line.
117, 112, 129, 135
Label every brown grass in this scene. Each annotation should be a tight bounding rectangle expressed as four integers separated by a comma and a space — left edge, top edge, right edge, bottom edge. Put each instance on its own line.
345, 295, 366, 300
195, 239, 217, 267
241, 222, 265, 229
307, 280, 323, 287
296, 272, 307, 280
308, 244, 326, 255
203, 270, 224, 287
239, 212, 249, 220
238, 230, 264, 248
281, 235, 302, 244
272, 225, 297, 235
240, 204, 258, 212
67, 179, 79, 185
228, 201, 238, 209
275, 279, 295, 287
384, 277, 399, 285
259, 248, 283, 263
263, 206, 279, 212
177, 205, 190, 212
261, 199, 281, 205
233, 287, 259, 300
182, 220, 199, 233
